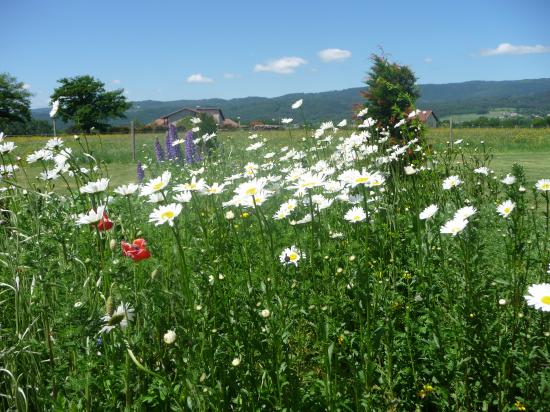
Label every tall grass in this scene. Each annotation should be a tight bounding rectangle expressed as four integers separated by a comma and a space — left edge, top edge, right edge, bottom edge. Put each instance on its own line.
1, 119, 550, 410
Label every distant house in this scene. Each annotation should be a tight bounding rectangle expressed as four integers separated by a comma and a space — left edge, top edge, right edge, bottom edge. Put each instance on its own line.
221, 118, 240, 129
415, 110, 439, 127
154, 107, 226, 127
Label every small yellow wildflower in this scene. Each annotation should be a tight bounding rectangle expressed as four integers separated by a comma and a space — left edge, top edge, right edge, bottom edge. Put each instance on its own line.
514, 400, 526, 411
418, 384, 434, 399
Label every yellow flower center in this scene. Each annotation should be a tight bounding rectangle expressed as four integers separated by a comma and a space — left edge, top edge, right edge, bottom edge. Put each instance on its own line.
541, 296, 550, 305
356, 176, 370, 183
153, 182, 164, 191
542, 183, 550, 190
245, 187, 257, 196
161, 210, 175, 220
504, 207, 510, 214
288, 252, 298, 261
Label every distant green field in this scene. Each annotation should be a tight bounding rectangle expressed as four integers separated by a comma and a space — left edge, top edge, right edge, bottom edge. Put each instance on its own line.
439, 108, 516, 122
6, 127, 550, 188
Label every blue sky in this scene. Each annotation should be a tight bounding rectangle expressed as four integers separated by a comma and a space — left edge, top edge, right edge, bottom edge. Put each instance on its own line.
2, 0, 549, 108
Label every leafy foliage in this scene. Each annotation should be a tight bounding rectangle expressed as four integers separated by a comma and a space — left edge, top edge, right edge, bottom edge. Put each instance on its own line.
361, 54, 419, 136
0, 72, 32, 129
50, 75, 131, 132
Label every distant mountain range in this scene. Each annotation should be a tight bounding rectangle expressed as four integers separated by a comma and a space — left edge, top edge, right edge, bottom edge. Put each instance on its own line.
32, 78, 550, 126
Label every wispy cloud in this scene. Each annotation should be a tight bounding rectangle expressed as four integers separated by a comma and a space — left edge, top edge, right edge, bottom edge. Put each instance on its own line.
424, 57, 433, 64
111, 79, 121, 84
318, 48, 351, 62
223, 73, 240, 79
22, 83, 31, 89
254, 57, 307, 74
480, 43, 550, 56
187, 73, 214, 83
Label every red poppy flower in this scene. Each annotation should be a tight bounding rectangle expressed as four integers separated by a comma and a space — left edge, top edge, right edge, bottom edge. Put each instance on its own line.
97, 213, 113, 231
121, 238, 151, 261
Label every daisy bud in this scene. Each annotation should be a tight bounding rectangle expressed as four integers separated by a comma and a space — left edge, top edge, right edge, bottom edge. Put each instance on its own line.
163, 330, 176, 345
260, 309, 270, 318
231, 357, 241, 367
225, 210, 235, 220
109, 239, 117, 250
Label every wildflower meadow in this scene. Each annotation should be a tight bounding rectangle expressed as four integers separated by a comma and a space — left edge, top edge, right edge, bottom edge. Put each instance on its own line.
1, 103, 550, 411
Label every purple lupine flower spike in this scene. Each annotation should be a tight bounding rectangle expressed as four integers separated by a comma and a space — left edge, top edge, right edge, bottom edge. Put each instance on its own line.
154, 137, 165, 162
165, 126, 174, 159
185, 131, 202, 163
136, 161, 145, 182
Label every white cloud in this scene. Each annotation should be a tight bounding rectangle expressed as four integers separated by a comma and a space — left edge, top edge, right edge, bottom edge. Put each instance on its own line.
424, 57, 433, 64
254, 57, 307, 74
112, 79, 121, 84
187, 73, 214, 83
223, 73, 240, 79
318, 48, 352, 62
480, 43, 550, 56
22, 83, 31, 89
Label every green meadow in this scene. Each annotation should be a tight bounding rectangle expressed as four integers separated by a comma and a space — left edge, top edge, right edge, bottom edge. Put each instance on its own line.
9, 127, 550, 187
2, 123, 550, 410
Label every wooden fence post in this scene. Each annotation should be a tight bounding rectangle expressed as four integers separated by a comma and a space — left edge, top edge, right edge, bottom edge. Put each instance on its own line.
131, 121, 136, 161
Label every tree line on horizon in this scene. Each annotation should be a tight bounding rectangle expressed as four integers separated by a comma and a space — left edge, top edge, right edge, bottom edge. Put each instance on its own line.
2, 62, 550, 136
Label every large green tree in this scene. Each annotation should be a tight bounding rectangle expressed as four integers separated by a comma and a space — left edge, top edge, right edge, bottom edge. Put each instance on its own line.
50, 75, 131, 132
0, 72, 32, 129
361, 54, 420, 137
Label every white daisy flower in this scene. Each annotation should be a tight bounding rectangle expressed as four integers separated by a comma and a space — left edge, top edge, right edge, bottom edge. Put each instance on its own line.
344, 206, 366, 223
99, 302, 134, 334
501, 174, 516, 185
497, 200, 515, 218
149, 203, 182, 226
454, 206, 476, 221
356, 107, 369, 117
76, 206, 106, 225
80, 178, 110, 194
524, 283, 550, 312
235, 178, 268, 197
175, 176, 206, 192
474, 166, 490, 176
140, 171, 171, 196
202, 182, 226, 195
27, 149, 53, 163
45, 137, 64, 150
442, 175, 462, 190
0, 141, 16, 154
50, 100, 60, 118
535, 179, 550, 192
440, 217, 468, 236
279, 246, 304, 267
114, 183, 139, 196
174, 191, 192, 203
291, 99, 303, 109
419, 204, 438, 220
